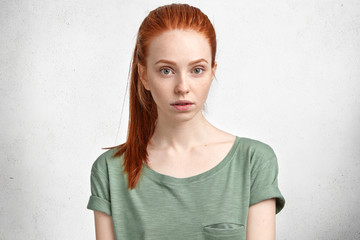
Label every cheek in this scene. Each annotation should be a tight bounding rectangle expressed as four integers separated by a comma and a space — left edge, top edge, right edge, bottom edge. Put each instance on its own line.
147, 81, 169, 104
151, 88, 165, 101
201, 86, 212, 101
196, 80, 212, 96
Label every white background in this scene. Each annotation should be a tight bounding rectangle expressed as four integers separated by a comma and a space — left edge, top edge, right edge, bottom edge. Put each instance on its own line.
1, 0, 359, 239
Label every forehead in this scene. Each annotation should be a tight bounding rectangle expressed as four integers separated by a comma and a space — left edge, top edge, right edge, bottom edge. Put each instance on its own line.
147, 29, 212, 64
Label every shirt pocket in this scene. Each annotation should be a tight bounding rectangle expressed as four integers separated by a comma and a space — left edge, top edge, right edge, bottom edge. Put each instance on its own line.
202, 222, 245, 240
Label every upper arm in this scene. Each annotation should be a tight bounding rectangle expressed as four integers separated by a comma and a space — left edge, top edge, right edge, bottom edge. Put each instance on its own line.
246, 198, 276, 240
94, 210, 115, 240
249, 141, 285, 214
87, 152, 115, 239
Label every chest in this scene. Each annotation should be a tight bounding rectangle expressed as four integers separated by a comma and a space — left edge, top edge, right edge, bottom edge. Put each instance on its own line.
145, 141, 235, 178
111, 159, 250, 240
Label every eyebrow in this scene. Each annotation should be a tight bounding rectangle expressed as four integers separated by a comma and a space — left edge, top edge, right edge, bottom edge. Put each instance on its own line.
154, 58, 208, 66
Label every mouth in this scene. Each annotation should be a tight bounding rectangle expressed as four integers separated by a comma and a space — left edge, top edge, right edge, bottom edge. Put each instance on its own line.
171, 103, 193, 106
171, 102, 193, 111
171, 100, 194, 105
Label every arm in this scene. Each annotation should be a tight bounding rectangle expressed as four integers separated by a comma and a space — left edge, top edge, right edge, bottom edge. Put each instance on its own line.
94, 210, 116, 240
246, 198, 276, 240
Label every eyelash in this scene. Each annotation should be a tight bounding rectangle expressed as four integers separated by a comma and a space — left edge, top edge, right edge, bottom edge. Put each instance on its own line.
159, 67, 205, 75
193, 68, 204, 74
160, 68, 174, 75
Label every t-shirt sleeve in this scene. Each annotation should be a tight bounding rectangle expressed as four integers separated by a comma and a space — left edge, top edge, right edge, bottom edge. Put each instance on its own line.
87, 153, 112, 216
249, 142, 285, 214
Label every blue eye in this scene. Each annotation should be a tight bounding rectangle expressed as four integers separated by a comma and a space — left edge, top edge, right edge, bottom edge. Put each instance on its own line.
193, 68, 203, 74
161, 68, 172, 75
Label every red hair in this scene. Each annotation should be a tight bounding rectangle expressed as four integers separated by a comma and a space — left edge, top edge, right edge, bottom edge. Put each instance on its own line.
109, 3, 217, 189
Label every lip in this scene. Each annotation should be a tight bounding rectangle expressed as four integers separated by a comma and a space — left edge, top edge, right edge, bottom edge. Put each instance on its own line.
170, 100, 194, 111
171, 100, 194, 105
172, 104, 193, 111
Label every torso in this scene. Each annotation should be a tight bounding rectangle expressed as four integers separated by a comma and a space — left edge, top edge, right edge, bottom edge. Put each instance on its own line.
145, 131, 237, 178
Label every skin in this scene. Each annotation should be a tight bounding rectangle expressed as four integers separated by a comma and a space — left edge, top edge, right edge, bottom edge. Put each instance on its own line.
138, 29, 220, 158
93, 29, 276, 240
247, 199, 276, 240
94, 210, 115, 240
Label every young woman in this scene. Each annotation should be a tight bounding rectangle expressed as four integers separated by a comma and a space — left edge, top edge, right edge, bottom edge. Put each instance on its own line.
87, 3, 285, 240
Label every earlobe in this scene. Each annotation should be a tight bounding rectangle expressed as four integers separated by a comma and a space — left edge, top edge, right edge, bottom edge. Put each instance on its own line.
138, 64, 150, 90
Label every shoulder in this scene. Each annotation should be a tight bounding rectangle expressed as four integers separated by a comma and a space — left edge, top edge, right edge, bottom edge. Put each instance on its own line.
238, 137, 277, 164
91, 148, 120, 175
239, 137, 275, 154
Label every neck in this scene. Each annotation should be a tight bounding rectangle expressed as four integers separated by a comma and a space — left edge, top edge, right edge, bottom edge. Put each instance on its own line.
148, 111, 215, 152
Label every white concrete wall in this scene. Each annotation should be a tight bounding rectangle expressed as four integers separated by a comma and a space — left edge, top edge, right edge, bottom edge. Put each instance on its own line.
1, 0, 359, 239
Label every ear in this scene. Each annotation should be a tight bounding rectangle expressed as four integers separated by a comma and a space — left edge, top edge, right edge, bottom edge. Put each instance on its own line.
211, 62, 217, 79
138, 64, 150, 91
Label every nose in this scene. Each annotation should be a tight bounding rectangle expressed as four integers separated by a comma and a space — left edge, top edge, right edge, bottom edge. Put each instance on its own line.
174, 72, 190, 94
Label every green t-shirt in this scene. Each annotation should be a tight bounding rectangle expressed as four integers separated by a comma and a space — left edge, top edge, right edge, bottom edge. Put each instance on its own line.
87, 136, 285, 239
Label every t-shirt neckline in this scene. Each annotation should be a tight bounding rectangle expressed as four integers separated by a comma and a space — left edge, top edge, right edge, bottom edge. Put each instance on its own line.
141, 136, 241, 185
